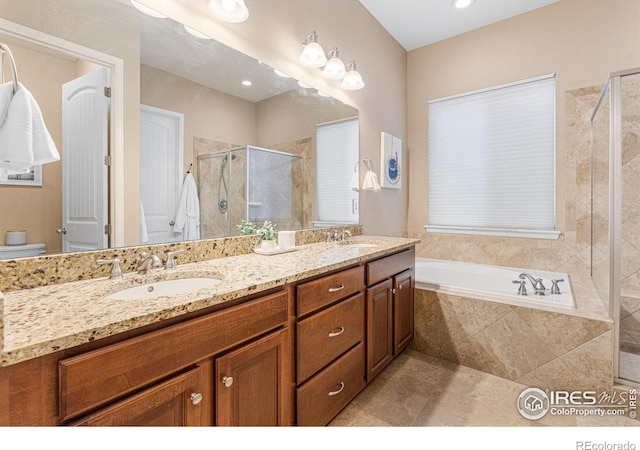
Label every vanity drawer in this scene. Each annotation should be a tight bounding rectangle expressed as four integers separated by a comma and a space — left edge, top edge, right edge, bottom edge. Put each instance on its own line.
58, 290, 288, 422
296, 342, 365, 426
366, 248, 414, 286
296, 265, 364, 317
297, 293, 364, 383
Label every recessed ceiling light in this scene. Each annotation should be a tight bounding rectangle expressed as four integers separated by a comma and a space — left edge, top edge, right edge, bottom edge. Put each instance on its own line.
130, 0, 167, 18
274, 69, 291, 78
242, 80, 252, 86
453, 0, 474, 9
184, 25, 212, 40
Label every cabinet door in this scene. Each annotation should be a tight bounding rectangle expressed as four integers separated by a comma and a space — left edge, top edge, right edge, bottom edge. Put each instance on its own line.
394, 270, 414, 355
366, 279, 393, 382
72, 367, 206, 426
216, 329, 289, 426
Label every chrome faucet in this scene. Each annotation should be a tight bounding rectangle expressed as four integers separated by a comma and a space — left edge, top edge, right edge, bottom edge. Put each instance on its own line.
338, 230, 352, 241
519, 273, 547, 295
136, 252, 162, 275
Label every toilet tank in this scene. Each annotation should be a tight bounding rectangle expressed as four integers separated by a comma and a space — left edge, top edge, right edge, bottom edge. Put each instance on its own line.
0, 243, 46, 260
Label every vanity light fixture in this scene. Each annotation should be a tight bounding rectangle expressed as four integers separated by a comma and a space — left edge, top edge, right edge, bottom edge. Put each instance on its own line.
183, 25, 212, 40
130, 0, 167, 18
299, 31, 327, 68
453, 0, 474, 9
341, 61, 365, 91
322, 47, 346, 79
317, 90, 331, 97
209, 0, 249, 23
297, 80, 312, 89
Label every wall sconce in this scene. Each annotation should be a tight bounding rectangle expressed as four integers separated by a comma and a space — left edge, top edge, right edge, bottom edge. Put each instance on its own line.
209, 0, 249, 23
322, 47, 346, 79
299, 31, 327, 68
361, 159, 381, 192
341, 61, 365, 90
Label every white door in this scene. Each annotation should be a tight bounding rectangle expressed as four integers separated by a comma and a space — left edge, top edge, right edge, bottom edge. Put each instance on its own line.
140, 105, 184, 245
62, 67, 110, 253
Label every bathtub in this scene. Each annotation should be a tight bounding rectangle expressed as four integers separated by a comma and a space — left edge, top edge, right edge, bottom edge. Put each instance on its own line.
414, 258, 576, 310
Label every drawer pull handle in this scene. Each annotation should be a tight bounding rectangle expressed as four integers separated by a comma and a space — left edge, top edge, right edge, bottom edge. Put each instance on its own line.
222, 376, 234, 388
328, 382, 345, 397
328, 326, 345, 338
328, 284, 345, 293
190, 392, 203, 405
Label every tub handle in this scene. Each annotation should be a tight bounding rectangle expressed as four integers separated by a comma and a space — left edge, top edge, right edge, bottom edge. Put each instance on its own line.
512, 279, 528, 296
550, 279, 565, 295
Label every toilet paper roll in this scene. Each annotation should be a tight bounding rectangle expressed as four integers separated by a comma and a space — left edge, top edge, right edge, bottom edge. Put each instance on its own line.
6, 230, 27, 246
278, 231, 295, 249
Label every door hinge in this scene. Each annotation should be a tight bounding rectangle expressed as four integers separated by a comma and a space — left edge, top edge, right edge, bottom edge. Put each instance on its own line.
104, 87, 111, 97
104, 155, 111, 166
104, 224, 111, 236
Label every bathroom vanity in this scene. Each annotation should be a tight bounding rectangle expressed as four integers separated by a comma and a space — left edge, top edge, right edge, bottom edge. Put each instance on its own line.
0, 236, 417, 426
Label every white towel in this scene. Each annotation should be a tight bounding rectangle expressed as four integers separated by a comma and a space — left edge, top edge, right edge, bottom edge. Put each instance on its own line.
0, 81, 60, 175
139, 200, 149, 243
173, 172, 200, 241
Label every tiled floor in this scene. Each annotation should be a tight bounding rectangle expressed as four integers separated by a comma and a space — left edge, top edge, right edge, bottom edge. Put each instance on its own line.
329, 349, 639, 427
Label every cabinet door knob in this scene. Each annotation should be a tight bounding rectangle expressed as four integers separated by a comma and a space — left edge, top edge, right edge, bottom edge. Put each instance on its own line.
328, 381, 345, 397
328, 284, 345, 293
222, 376, 234, 388
190, 392, 203, 405
328, 326, 345, 338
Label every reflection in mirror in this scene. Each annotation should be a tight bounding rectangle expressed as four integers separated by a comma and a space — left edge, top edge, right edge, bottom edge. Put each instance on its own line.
0, 0, 359, 260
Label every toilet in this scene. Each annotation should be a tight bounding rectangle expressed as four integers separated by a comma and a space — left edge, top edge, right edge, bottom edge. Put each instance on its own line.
0, 243, 46, 260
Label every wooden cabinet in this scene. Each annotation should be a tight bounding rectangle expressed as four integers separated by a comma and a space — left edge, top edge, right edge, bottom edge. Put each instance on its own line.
365, 249, 415, 382
295, 265, 366, 426
215, 328, 288, 426
71, 366, 207, 426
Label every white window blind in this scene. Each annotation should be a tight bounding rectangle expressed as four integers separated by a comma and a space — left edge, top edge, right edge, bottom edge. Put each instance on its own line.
316, 117, 359, 224
427, 74, 558, 239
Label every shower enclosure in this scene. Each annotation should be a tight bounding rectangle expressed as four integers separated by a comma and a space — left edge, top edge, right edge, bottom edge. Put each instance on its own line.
197, 146, 304, 239
590, 68, 640, 386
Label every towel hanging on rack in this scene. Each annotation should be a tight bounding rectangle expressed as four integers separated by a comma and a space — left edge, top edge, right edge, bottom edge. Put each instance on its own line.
0, 43, 60, 179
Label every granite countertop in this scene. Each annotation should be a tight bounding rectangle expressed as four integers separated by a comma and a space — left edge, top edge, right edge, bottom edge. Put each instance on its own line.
0, 235, 419, 367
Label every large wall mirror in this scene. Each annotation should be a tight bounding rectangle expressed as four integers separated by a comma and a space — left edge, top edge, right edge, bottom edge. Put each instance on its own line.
0, 0, 359, 260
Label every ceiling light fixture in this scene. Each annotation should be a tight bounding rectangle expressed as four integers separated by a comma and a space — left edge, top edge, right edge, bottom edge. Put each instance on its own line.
453, 0, 474, 9
183, 25, 212, 40
322, 47, 346, 80
341, 61, 365, 90
299, 31, 327, 68
208, 0, 249, 23
130, 0, 167, 18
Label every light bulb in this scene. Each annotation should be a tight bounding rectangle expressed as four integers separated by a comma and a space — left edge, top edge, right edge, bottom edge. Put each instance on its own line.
299, 31, 327, 68
209, 0, 249, 23
322, 48, 346, 79
341, 61, 365, 90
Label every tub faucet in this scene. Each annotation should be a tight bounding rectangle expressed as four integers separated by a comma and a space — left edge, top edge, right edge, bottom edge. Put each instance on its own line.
519, 273, 546, 294
137, 252, 162, 275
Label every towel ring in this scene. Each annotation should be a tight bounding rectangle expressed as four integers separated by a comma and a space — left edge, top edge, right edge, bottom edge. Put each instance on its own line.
0, 43, 19, 93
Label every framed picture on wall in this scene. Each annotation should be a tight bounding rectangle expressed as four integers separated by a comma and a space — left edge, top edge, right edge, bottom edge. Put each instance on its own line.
0, 165, 43, 186
380, 131, 402, 189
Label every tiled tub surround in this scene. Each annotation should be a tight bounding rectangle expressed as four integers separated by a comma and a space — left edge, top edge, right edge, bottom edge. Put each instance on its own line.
411, 288, 613, 392
0, 233, 417, 367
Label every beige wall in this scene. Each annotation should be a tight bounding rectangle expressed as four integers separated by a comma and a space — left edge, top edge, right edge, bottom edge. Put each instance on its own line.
141, 0, 408, 237
407, 0, 640, 275
0, 41, 76, 252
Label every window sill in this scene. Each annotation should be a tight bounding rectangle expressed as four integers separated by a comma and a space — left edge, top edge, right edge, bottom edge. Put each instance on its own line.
424, 225, 561, 240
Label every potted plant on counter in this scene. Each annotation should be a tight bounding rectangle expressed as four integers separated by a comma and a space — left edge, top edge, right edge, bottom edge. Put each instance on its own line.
258, 220, 278, 251
237, 219, 256, 236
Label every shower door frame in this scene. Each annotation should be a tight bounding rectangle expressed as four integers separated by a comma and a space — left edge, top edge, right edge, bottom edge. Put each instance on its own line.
594, 67, 640, 387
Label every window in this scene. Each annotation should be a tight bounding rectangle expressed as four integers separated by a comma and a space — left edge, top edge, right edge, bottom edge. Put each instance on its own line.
427, 74, 558, 239
315, 117, 359, 226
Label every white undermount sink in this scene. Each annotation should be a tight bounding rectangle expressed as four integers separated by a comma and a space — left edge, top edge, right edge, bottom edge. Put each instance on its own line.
344, 243, 379, 248
105, 277, 222, 300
